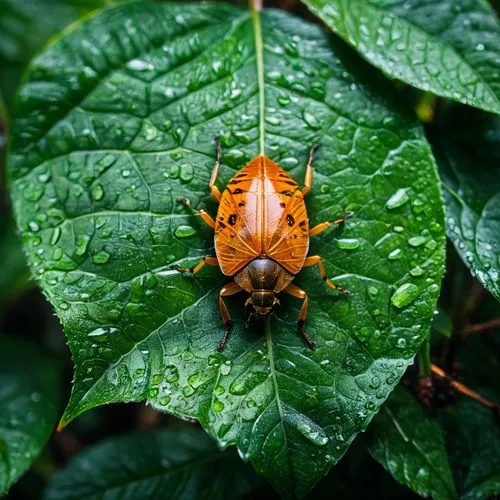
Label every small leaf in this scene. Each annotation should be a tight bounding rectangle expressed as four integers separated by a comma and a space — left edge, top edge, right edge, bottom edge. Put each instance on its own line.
367, 387, 457, 500
9, 2, 445, 496
300, 0, 500, 115
441, 396, 500, 499
0, 0, 119, 106
431, 309, 453, 339
0, 220, 30, 315
43, 427, 259, 500
432, 106, 500, 301
0, 335, 60, 495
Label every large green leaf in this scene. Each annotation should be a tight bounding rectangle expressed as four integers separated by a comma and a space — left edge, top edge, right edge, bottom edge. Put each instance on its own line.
43, 427, 259, 499
432, 106, 500, 301
300, 0, 500, 115
367, 387, 457, 500
0, 336, 60, 495
0, 0, 118, 106
8, 1, 445, 496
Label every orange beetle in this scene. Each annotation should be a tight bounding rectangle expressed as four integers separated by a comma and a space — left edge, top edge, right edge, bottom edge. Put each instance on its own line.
177, 140, 350, 351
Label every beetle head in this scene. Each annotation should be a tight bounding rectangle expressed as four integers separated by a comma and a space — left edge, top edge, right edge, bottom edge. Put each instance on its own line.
246, 291, 280, 319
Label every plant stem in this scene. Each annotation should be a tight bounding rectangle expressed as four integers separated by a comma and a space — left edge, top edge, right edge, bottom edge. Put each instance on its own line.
418, 335, 431, 378
250, 0, 263, 12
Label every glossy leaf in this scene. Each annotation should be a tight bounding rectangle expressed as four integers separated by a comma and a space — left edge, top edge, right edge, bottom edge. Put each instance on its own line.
432, 106, 500, 301
43, 427, 259, 500
0, 0, 118, 106
441, 396, 500, 500
300, 0, 500, 115
367, 387, 457, 500
0, 336, 60, 495
9, 2, 445, 496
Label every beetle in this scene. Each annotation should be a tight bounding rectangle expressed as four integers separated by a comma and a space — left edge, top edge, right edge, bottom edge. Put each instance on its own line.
177, 140, 350, 351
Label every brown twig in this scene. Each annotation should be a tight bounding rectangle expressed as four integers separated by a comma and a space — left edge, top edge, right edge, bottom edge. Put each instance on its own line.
431, 364, 499, 414
461, 318, 500, 336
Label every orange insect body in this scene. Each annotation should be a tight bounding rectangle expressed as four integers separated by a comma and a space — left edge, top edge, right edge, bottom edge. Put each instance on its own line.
215, 155, 309, 276
177, 143, 350, 351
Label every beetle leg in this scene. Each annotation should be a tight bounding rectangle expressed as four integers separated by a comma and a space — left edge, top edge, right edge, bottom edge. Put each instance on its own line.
309, 211, 352, 236
301, 144, 317, 196
218, 281, 244, 351
283, 283, 316, 349
176, 256, 219, 274
177, 197, 215, 230
303, 255, 350, 295
209, 137, 222, 202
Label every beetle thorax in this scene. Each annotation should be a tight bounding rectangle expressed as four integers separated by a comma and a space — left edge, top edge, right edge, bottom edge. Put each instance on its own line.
233, 258, 294, 293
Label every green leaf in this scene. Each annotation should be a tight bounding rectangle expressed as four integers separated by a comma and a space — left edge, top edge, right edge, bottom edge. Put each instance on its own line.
9, 2, 445, 496
441, 396, 500, 500
367, 387, 457, 500
0, 335, 60, 495
432, 106, 500, 301
431, 309, 453, 340
300, 0, 500, 115
43, 426, 259, 500
0, 0, 118, 106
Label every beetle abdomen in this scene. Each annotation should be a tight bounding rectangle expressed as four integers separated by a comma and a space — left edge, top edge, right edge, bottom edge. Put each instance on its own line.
233, 258, 294, 293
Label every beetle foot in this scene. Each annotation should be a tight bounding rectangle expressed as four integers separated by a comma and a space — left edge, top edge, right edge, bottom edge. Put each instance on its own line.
175, 264, 194, 274
298, 320, 316, 349
217, 321, 232, 351
177, 197, 191, 208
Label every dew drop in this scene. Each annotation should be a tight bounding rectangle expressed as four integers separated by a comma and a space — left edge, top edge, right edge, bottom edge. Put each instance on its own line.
174, 225, 196, 238
50, 227, 61, 245
391, 283, 419, 308
303, 111, 321, 130
408, 236, 426, 247
93, 251, 110, 264
336, 238, 360, 250
91, 184, 104, 201
213, 400, 224, 412
388, 248, 401, 260
28, 221, 40, 232
75, 234, 91, 256
180, 164, 194, 182
386, 188, 409, 209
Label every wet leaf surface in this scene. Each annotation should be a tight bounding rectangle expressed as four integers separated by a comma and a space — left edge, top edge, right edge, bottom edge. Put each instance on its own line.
44, 427, 259, 500
367, 387, 457, 500
432, 106, 500, 301
301, 0, 500, 115
9, 2, 445, 496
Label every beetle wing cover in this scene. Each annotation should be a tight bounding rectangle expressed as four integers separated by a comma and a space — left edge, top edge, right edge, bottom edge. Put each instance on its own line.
264, 187, 309, 274
214, 156, 309, 276
215, 163, 261, 276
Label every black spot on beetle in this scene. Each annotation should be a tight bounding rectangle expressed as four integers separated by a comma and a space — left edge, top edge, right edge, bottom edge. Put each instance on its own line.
219, 221, 227, 229
238, 201, 246, 207
287, 214, 295, 226
229, 179, 242, 185
228, 214, 237, 226
280, 202, 286, 208
299, 220, 306, 227
233, 188, 244, 194
280, 190, 293, 197
283, 180, 297, 186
